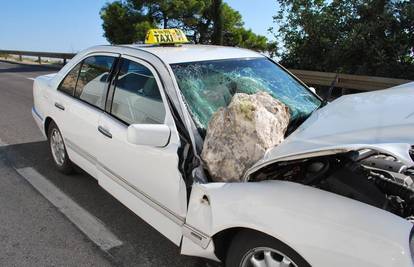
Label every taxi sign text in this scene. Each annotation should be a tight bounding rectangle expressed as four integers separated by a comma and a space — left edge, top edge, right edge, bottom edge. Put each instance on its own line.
145, 29, 189, 45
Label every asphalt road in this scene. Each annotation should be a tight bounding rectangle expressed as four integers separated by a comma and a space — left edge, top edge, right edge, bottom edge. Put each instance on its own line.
0, 61, 216, 267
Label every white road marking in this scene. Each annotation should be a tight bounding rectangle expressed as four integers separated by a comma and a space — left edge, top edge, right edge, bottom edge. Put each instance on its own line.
15, 167, 123, 251
27, 77, 35, 80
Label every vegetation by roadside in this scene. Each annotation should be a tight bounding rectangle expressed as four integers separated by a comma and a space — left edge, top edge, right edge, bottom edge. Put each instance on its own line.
100, 0, 277, 55
271, 0, 414, 80
99, 0, 413, 80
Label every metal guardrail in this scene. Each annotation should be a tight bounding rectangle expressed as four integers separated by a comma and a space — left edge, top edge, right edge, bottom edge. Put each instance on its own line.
0, 49, 75, 65
290, 69, 412, 91
0, 49, 412, 91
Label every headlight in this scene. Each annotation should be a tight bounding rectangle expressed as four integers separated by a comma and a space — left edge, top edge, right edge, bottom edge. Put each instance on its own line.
410, 146, 414, 161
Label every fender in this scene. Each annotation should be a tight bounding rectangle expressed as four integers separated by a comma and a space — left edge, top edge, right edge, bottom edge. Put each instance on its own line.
182, 180, 413, 267
32, 74, 58, 138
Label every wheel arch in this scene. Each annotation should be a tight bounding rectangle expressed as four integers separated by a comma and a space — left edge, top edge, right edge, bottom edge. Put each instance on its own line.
44, 116, 54, 138
212, 227, 243, 262
212, 227, 303, 263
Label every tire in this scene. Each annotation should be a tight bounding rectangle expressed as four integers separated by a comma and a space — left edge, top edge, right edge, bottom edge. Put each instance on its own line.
47, 121, 74, 174
225, 230, 310, 267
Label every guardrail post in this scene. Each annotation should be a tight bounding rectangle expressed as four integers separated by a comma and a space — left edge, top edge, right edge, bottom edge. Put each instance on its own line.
19, 54, 22, 61
38, 56, 41, 64
63, 58, 67, 65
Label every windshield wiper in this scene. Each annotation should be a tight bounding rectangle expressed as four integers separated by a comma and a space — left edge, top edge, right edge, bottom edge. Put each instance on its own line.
321, 73, 339, 107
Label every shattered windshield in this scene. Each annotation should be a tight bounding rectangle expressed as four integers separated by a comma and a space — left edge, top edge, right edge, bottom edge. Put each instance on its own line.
171, 58, 321, 132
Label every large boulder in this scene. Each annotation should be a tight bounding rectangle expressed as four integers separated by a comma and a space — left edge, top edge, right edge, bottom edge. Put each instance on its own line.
201, 92, 291, 182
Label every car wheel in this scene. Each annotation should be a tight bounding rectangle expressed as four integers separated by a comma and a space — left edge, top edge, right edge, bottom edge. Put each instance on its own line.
225, 230, 310, 267
48, 121, 74, 174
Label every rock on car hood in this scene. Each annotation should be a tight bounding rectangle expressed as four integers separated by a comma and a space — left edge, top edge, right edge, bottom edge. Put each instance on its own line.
245, 82, 414, 178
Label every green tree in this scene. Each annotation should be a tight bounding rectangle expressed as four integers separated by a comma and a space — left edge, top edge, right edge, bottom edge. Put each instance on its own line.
270, 0, 414, 79
211, 0, 224, 45
212, 3, 272, 52
100, 0, 206, 44
100, 1, 150, 44
100, 0, 274, 53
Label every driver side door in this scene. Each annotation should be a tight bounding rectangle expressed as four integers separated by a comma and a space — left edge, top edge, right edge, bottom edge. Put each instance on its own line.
96, 55, 187, 245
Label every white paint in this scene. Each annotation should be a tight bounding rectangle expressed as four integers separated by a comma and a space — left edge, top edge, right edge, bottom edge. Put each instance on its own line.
247, 84, 414, 176
27, 77, 35, 80
127, 44, 264, 64
32, 54, 188, 247
31, 44, 414, 266
184, 181, 414, 267
15, 167, 123, 251
127, 124, 171, 147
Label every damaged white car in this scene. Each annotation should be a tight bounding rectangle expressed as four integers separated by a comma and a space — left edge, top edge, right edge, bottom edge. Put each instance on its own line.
32, 41, 414, 266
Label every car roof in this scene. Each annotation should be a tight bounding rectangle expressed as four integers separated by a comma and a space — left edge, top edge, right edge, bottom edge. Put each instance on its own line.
122, 44, 265, 64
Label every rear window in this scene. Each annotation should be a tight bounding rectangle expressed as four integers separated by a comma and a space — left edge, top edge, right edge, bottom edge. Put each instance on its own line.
75, 56, 115, 109
58, 63, 81, 95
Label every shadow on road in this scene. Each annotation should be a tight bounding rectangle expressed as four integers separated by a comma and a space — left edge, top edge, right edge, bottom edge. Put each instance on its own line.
1, 141, 218, 267
0, 61, 61, 73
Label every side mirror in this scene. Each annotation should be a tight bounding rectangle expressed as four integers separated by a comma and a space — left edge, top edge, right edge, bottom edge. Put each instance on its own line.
309, 87, 317, 94
127, 124, 171, 147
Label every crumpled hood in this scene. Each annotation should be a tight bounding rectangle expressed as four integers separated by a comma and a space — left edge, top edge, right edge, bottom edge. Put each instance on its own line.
245, 82, 414, 178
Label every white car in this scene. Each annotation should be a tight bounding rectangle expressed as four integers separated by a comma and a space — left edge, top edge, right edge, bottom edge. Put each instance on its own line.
32, 44, 414, 267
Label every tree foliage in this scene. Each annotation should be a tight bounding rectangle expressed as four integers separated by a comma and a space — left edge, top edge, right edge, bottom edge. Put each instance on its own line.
100, 0, 275, 53
271, 0, 414, 79
211, 0, 224, 45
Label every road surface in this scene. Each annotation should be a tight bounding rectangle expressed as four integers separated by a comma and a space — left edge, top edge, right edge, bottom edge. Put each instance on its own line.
0, 61, 216, 267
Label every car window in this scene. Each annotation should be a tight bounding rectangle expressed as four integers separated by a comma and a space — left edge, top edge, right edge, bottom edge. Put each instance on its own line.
171, 58, 321, 132
110, 59, 165, 125
58, 63, 81, 95
75, 56, 116, 109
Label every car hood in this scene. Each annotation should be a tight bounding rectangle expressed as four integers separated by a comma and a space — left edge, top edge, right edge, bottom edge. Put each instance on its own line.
245, 82, 414, 179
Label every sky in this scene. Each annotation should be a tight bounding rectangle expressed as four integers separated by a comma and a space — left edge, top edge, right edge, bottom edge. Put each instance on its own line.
1, 0, 278, 53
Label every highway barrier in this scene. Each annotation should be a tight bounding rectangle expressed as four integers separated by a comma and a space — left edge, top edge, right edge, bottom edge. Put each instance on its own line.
0, 49, 411, 92
0, 49, 75, 65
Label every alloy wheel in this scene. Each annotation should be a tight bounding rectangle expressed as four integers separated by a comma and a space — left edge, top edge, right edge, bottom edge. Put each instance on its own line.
50, 128, 65, 166
240, 247, 298, 267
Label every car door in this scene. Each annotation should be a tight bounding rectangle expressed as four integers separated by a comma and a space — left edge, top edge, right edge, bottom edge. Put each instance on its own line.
96, 55, 187, 245
56, 53, 118, 177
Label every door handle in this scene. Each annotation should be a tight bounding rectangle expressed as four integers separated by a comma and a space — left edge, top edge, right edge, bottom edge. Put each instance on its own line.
54, 102, 65, 110
98, 126, 112, 139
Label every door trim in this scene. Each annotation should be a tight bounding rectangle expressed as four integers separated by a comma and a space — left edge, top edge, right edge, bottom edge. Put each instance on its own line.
97, 163, 185, 225
66, 137, 183, 224
65, 138, 97, 165
65, 137, 211, 248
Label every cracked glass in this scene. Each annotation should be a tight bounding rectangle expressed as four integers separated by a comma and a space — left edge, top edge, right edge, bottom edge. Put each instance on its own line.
171, 58, 321, 133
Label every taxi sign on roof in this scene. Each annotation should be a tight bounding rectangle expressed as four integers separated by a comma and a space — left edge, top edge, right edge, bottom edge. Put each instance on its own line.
145, 29, 189, 45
